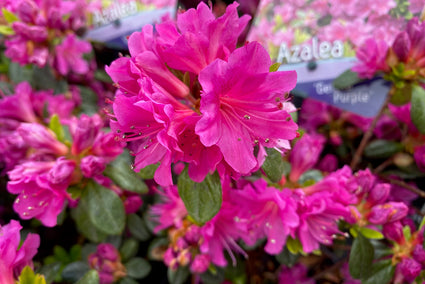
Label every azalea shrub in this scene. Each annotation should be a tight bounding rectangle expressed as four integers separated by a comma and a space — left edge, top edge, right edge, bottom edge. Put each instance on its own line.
0, 0, 425, 284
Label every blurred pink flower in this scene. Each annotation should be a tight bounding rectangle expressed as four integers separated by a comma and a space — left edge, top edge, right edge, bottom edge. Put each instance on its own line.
54, 34, 92, 75
0, 220, 40, 284
352, 38, 390, 79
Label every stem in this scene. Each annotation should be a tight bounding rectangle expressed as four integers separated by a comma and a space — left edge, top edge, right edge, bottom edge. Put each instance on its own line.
350, 94, 391, 170
379, 175, 425, 199
373, 157, 394, 174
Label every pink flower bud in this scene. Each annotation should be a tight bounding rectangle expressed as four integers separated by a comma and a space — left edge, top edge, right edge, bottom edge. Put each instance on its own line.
368, 202, 408, 224
383, 221, 404, 243
367, 183, 390, 205
123, 195, 143, 214
399, 258, 421, 282
48, 157, 75, 184
96, 244, 120, 262
80, 156, 106, 178
392, 31, 411, 62
190, 254, 210, 274
18, 123, 68, 155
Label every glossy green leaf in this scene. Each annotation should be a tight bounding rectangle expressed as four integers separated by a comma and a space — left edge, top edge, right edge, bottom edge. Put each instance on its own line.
38, 262, 61, 284
269, 62, 281, 72
2, 8, 18, 23
0, 25, 14, 35
138, 163, 159, 179
177, 169, 222, 225
120, 238, 139, 262
61, 262, 90, 283
125, 258, 151, 279
84, 181, 126, 235
104, 156, 148, 194
48, 114, 65, 142
168, 266, 190, 284
364, 140, 403, 159
17, 266, 46, 284
411, 84, 425, 134
127, 214, 150, 241
262, 148, 285, 183
362, 260, 395, 284
333, 69, 363, 90
359, 227, 384, 239
349, 233, 374, 279
286, 237, 303, 255
71, 195, 107, 243
75, 270, 99, 284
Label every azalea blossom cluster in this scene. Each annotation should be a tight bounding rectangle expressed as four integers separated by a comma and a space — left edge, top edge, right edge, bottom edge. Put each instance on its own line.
0, 0, 98, 75
107, 2, 298, 186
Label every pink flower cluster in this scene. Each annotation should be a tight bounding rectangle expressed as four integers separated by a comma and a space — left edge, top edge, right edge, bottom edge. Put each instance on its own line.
0, 220, 40, 284
248, 0, 406, 60
107, 2, 299, 186
2, 0, 96, 74
88, 243, 127, 284
0, 83, 127, 226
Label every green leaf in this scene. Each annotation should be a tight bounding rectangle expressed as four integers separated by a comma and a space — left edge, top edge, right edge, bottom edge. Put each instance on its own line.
177, 169, 222, 225
269, 62, 281, 72
61, 262, 90, 283
138, 163, 159, 179
359, 227, 384, 239
262, 148, 285, 183
104, 155, 148, 194
84, 181, 126, 235
333, 69, 363, 90
167, 266, 190, 284
299, 169, 323, 186
119, 277, 139, 284
364, 140, 403, 159
286, 237, 303, 255
362, 260, 395, 284
2, 8, 18, 23
411, 85, 425, 134
403, 225, 411, 241
390, 83, 411, 105
127, 214, 151, 241
48, 115, 65, 142
349, 233, 374, 279
70, 195, 107, 243
8, 62, 33, 83
276, 246, 299, 266
120, 238, 139, 262
17, 266, 46, 284
125, 258, 151, 279
37, 262, 61, 284
75, 270, 99, 284
0, 25, 14, 35
200, 266, 225, 284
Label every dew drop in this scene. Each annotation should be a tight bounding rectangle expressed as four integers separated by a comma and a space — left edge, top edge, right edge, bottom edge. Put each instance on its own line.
270, 239, 276, 244
130, 164, 135, 170
15, 198, 20, 204
138, 132, 142, 136
254, 139, 259, 144
146, 124, 150, 127
23, 212, 29, 216
38, 201, 45, 207
130, 125, 135, 129
116, 129, 121, 133
23, 195, 28, 199
265, 222, 272, 228
321, 226, 327, 230
122, 134, 126, 139
234, 217, 240, 222
144, 145, 149, 149
265, 138, 270, 143
114, 136, 120, 141
28, 206, 34, 211
244, 115, 250, 120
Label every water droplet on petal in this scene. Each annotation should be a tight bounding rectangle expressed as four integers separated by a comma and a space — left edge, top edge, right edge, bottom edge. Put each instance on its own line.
138, 132, 142, 136
28, 206, 33, 210
23, 195, 28, 199
270, 239, 276, 244
122, 134, 126, 139
265, 138, 270, 143
144, 145, 149, 149
38, 201, 45, 207
116, 129, 121, 133
146, 124, 150, 127
130, 164, 135, 170
23, 212, 29, 216
244, 115, 250, 120
265, 222, 272, 228
234, 217, 240, 222
130, 125, 135, 129
15, 198, 20, 204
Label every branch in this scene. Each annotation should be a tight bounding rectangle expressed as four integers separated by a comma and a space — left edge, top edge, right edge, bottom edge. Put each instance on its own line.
350, 94, 391, 170
379, 175, 425, 199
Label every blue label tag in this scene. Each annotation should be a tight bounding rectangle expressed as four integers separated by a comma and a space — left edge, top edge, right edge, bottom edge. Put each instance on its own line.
279, 58, 390, 117
85, 7, 175, 50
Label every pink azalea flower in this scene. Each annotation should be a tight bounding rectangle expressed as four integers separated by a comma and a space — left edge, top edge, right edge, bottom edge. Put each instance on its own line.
17, 123, 68, 156
88, 243, 126, 284
156, 2, 250, 75
289, 133, 326, 183
0, 220, 40, 284
7, 160, 70, 227
196, 41, 298, 174
367, 202, 409, 224
231, 179, 299, 255
352, 38, 390, 79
